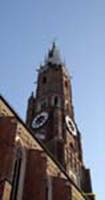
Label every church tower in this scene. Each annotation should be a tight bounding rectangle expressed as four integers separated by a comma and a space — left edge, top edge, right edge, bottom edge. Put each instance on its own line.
26, 43, 94, 196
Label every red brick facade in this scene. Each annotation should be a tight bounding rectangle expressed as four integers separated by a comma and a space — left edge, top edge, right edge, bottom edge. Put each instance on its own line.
23, 150, 47, 200
0, 117, 17, 180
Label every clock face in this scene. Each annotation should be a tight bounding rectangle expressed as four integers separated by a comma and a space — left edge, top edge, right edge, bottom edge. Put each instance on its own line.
65, 116, 77, 136
32, 112, 48, 129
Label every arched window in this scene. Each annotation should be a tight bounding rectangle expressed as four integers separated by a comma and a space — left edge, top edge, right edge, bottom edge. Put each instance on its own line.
11, 147, 22, 200
45, 176, 52, 200
11, 139, 26, 200
52, 96, 61, 107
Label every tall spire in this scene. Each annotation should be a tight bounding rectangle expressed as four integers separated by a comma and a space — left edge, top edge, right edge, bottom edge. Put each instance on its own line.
45, 42, 63, 65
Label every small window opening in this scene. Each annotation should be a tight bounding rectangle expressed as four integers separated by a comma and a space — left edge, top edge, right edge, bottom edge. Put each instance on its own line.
42, 76, 47, 84
65, 80, 68, 88
54, 96, 58, 106
45, 186, 48, 200
51, 96, 61, 107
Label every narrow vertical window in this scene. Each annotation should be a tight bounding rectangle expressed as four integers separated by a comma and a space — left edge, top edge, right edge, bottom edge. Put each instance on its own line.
65, 80, 68, 88
45, 186, 48, 200
45, 176, 52, 200
54, 96, 58, 106
52, 96, 61, 107
42, 76, 47, 84
10, 148, 22, 200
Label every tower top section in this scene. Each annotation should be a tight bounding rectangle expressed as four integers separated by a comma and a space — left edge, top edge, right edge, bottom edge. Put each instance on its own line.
39, 42, 67, 74
45, 42, 63, 65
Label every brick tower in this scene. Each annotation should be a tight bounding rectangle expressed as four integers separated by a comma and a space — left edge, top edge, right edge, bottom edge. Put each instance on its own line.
26, 43, 94, 197
0, 42, 95, 199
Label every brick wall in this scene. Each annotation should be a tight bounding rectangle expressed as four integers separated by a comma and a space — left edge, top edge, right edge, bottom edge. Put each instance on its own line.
23, 149, 47, 200
0, 117, 17, 180
52, 177, 71, 200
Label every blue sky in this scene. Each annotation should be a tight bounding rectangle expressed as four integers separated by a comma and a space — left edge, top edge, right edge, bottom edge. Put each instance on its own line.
0, 0, 104, 199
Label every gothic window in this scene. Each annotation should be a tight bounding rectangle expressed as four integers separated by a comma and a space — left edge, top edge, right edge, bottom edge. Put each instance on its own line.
10, 140, 26, 200
11, 147, 22, 200
52, 96, 61, 107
